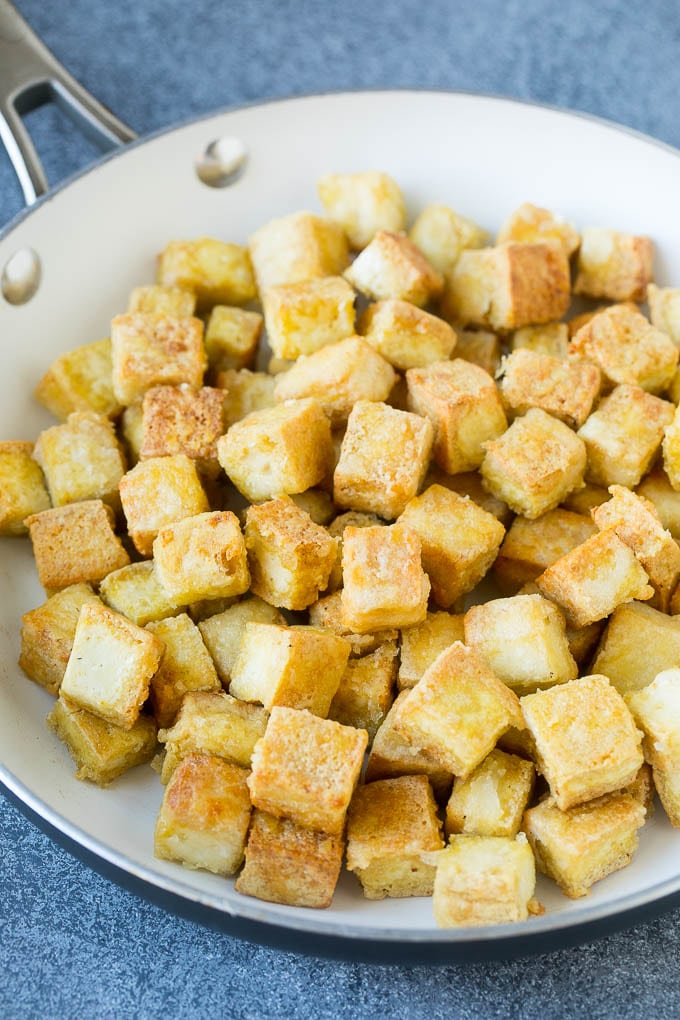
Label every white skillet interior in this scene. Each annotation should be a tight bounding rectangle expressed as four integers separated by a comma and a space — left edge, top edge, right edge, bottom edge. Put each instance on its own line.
1, 90, 680, 945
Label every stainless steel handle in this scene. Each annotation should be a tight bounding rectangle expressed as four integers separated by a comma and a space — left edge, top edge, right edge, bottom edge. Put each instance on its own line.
0, 0, 136, 206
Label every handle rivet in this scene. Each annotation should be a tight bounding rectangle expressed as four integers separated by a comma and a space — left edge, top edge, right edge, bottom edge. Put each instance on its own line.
195, 136, 247, 188
2, 246, 41, 304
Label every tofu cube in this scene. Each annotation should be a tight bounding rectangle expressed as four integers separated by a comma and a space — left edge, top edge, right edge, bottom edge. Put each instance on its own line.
47, 695, 157, 786
445, 748, 535, 838
248, 211, 349, 293
153, 510, 250, 605
636, 468, 680, 539
288, 488, 335, 525
663, 403, 680, 491
98, 561, 180, 627
128, 284, 196, 317
33, 412, 125, 510
139, 385, 225, 477
19, 583, 102, 694
328, 640, 398, 739
535, 528, 653, 628
522, 792, 646, 898
0, 441, 50, 535
346, 775, 444, 899
217, 368, 277, 427
516, 581, 604, 669
464, 594, 577, 694
158, 690, 268, 781
398, 611, 466, 690
154, 753, 251, 875
119, 454, 209, 557
392, 642, 524, 778
344, 230, 444, 307
511, 322, 569, 360
262, 276, 356, 360
25, 500, 130, 591
146, 613, 220, 728
591, 601, 680, 696
499, 348, 601, 429
423, 465, 512, 525
60, 602, 163, 729
235, 810, 345, 909
325, 509, 384, 593
317, 171, 406, 249
653, 767, 680, 827
574, 227, 653, 302
562, 482, 610, 516
120, 402, 143, 464
521, 674, 643, 809
229, 622, 350, 716
110, 313, 207, 406
157, 237, 256, 309
570, 303, 678, 394
398, 485, 506, 608
204, 305, 263, 374
496, 202, 580, 257
648, 283, 680, 346
274, 335, 396, 426
340, 523, 430, 632
453, 329, 502, 377
627, 669, 680, 771
218, 398, 333, 503
408, 203, 487, 276
333, 400, 434, 520
197, 596, 286, 686
34, 337, 122, 420
406, 358, 507, 474
247, 706, 368, 835
577, 384, 674, 488
359, 299, 457, 371
493, 508, 597, 594
442, 242, 571, 331
481, 408, 587, 519
308, 589, 398, 658
431, 834, 536, 926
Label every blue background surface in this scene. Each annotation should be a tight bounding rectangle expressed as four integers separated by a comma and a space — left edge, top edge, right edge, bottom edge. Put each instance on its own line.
2, 1, 680, 1016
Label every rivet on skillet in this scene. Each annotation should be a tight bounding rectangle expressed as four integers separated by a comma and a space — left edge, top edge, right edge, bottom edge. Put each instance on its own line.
195, 137, 248, 188
2, 247, 41, 305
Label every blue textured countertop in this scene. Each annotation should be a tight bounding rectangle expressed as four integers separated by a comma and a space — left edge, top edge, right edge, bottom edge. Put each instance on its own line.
2, 2, 680, 1016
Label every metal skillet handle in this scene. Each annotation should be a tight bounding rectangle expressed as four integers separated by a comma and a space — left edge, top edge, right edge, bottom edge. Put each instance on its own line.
0, 0, 136, 206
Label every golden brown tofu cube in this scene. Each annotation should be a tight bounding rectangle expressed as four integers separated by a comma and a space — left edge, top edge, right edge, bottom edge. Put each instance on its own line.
146, 613, 220, 728
26, 500, 130, 591
128, 284, 196, 317
47, 695, 157, 786
262, 275, 356, 359
577, 384, 674, 489
406, 358, 507, 474
522, 792, 646, 898
119, 454, 209, 557
19, 583, 102, 695
324, 509, 384, 593
197, 596, 285, 686
218, 398, 333, 503
344, 230, 444, 307
392, 642, 523, 778
274, 335, 396, 426
158, 690, 268, 781
626, 669, 680, 771
625, 762, 655, 814
445, 748, 535, 838
244, 497, 337, 611
328, 640, 397, 739
157, 237, 256, 309
499, 348, 601, 429
317, 171, 406, 249
511, 322, 569, 360
333, 400, 434, 520
340, 524, 430, 633
217, 368, 277, 428
431, 834, 536, 926
307, 590, 398, 657
247, 706, 368, 835
230, 622, 350, 716
99, 561, 180, 627
648, 283, 680, 346
120, 401, 143, 465
515, 579, 604, 668
34, 337, 122, 421
521, 674, 643, 810
535, 528, 653, 628
574, 227, 653, 302
398, 485, 506, 608
60, 602, 163, 729
409, 203, 487, 276
288, 488, 335, 526
493, 508, 597, 594
398, 611, 465, 690
248, 211, 349, 293
111, 313, 206, 406
663, 403, 680, 492
204, 305, 262, 374
154, 753, 251, 875
359, 299, 457, 371
235, 810, 345, 909
423, 465, 512, 525
497, 202, 580, 257
561, 482, 610, 516
453, 329, 502, 377
33, 412, 125, 510
139, 385, 225, 477
636, 468, 680, 539
464, 594, 577, 695
570, 303, 678, 394
442, 242, 571, 331
481, 408, 587, 520
653, 767, 680, 827
0, 441, 50, 535
153, 510, 250, 605
590, 601, 680, 696
346, 775, 444, 899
